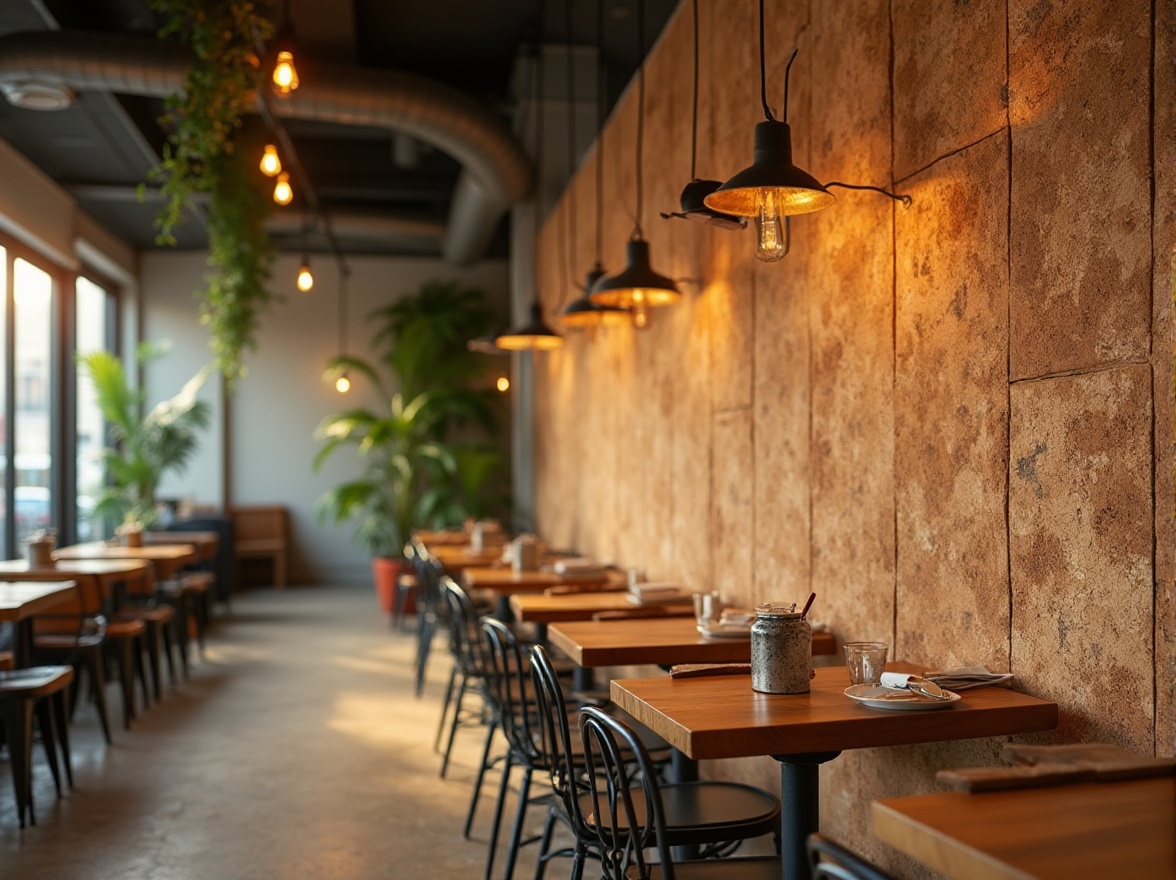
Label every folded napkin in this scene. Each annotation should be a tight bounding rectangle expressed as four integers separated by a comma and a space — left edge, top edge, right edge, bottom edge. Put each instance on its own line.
925, 664, 1013, 691
937, 743, 1176, 792
670, 663, 752, 679
554, 558, 603, 574
719, 608, 755, 626
630, 581, 684, 598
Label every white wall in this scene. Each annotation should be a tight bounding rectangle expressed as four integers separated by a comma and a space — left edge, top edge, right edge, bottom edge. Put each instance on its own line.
141, 250, 510, 585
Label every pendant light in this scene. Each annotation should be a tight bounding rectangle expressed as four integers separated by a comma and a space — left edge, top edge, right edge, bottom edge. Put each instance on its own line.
589, 0, 679, 327
260, 143, 282, 177
296, 258, 314, 292
273, 170, 293, 205
496, 2, 564, 353
705, 0, 909, 262
660, 0, 746, 231
333, 266, 351, 393
559, 0, 627, 331
270, 0, 300, 97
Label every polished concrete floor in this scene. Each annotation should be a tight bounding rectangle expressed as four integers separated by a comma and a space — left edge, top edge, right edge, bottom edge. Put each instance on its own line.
0, 584, 562, 879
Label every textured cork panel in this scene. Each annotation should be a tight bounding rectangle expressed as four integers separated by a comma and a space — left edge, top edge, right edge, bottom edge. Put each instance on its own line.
706, 227, 754, 412
807, 0, 895, 645
892, 0, 1007, 181
752, 230, 812, 606
712, 408, 754, 603
822, 740, 1004, 876
1009, 0, 1151, 379
1155, 0, 1176, 759
895, 132, 1011, 671
1010, 367, 1154, 750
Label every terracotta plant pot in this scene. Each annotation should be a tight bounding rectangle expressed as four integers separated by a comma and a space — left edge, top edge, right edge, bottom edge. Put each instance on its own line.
372, 556, 406, 616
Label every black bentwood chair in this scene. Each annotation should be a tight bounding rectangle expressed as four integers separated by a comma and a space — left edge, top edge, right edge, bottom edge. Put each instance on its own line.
806, 834, 897, 880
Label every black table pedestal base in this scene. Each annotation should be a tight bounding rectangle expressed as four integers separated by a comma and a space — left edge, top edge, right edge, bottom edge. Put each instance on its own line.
772, 751, 841, 880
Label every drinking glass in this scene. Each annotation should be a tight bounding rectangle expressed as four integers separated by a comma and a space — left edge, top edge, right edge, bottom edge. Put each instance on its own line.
844, 642, 888, 685
692, 591, 720, 627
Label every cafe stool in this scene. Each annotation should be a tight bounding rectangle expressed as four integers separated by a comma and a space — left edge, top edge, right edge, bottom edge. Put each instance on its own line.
114, 603, 179, 701
104, 617, 151, 728
32, 615, 114, 745
807, 834, 897, 880
179, 570, 215, 652
0, 665, 74, 828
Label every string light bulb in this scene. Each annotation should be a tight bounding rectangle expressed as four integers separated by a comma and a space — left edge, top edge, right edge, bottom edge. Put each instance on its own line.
260, 144, 281, 177
496, 374, 510, 393
335, 371, 350, 394
296, 258, 314, 292
272, 49, 299, 96
273, 171, 293, 205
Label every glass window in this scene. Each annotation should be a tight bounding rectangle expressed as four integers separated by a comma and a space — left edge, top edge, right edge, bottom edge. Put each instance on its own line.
76, 276, 109, 542
12, 257, 53, 547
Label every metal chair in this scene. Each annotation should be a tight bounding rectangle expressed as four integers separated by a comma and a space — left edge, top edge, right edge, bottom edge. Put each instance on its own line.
807, 834, 897, 880
438, 577, 492, 779
408, 540, 446, 697
0, 665, 74, 828
578, 705, 783, 880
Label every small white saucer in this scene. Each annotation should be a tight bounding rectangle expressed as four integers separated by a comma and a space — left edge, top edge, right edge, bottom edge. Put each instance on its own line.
844, 684, 961, 711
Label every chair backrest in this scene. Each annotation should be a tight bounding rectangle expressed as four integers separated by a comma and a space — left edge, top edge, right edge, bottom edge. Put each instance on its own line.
30, 574, 108, 638
807, 834, 897, 880
409, 541, 444, 617
529, 644, 591, 834
481, 618, 539, 765
229, 505, 287, 544
578, 705, 672, 880
441, 577, 486, 675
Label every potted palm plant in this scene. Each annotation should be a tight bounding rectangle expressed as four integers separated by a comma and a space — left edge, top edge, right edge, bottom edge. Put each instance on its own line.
78, 342, 212, 538
313, 279, 508, 611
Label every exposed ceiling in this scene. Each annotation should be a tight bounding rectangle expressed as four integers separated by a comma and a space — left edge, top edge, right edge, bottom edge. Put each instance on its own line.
0, 0, 677, 264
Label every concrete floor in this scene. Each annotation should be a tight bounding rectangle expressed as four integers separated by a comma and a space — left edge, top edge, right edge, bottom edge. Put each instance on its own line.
0, 584, 565, 879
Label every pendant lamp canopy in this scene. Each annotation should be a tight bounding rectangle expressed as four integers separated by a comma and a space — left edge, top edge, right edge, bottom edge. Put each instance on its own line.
589, 238, 679, 310
495, 303, 565, 351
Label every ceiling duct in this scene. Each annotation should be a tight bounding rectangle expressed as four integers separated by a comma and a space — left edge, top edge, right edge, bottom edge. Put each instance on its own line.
0, 30, 533, 265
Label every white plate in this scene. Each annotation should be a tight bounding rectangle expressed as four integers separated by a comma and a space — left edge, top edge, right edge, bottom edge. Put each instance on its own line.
844, 684, 961, 711
697, 622, 752, 640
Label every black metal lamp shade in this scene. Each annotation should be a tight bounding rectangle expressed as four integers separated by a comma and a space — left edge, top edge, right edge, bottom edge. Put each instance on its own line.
703, 120, 834, 217
494, 302, 565, 351
560, 267, 630, 329
676, 179, 747, 229
588, 238, 680, 310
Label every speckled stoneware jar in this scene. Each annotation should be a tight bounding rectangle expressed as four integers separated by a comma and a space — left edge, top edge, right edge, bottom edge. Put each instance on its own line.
750, 603, 812, 694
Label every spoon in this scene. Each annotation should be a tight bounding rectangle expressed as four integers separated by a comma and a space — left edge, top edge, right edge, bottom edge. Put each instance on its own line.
799, 592, 816, 619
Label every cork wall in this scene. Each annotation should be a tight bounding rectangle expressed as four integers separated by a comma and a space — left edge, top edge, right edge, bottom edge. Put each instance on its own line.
531, 0, 1174, 873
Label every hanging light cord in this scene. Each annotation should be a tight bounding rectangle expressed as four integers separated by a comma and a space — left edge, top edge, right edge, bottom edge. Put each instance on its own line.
631, 0, 646, 239
758, 0, 775, 121
689, 0, 699, 178
824, 181, 913, 206
338, 264, 350, 355
593, 0, 605, 268
558, 0, 576, 304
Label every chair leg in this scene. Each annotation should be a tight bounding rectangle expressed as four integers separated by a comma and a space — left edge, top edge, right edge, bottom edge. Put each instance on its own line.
415, 614, 436, 697
484, 752, 514, 880
110, 639, 137, 728
160, 620, 179, 687
0, 697, 35, 828
439, 674, 470, 778
501, 767, 533, 880
34, 698, 63, 798
532, 808, 557, 880
464, 718, 500, 839
134, 636, 152, 710
84, 649, 113, 745
144, 621, 164, 701
435, 663, 459, 753
51, 689, 73, 789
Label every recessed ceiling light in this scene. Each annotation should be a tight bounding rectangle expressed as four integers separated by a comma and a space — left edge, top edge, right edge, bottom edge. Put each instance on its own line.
1, 80, 74, 111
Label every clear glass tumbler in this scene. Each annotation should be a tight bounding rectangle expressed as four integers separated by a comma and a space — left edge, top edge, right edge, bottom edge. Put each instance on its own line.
844, 641, 888, 685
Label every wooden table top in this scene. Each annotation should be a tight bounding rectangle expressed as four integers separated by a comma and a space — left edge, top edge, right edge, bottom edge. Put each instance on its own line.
548, 617, 837, 667
510, 591, 682, 622
872, 775, 1176, 880
0, 557, 152, 580
0, 580, 78, 622
610, 663, 1058, 761
463, 566, 619, 595
429, 545, 506, 571
55, 541, 197, 580
144, 530, 219, 561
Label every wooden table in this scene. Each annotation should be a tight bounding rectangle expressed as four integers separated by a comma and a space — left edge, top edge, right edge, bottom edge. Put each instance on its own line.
611, 663, 1058, 880
0, 580, 78, 666
510, 591, 691, 624
429, 544, 505, 573
549, 617, 836, 667
872, 775, 1176, 880
144, 530, 219, 564
55, 541, 197, 581
463, 567, 619, 594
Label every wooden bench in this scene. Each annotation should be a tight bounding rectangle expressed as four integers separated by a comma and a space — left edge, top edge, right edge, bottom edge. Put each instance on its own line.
229, 505, 288, 589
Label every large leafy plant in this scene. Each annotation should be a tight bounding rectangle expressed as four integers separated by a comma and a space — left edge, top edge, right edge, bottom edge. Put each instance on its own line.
148, 0, 276, 386
313, 280, 507, 558
79, 344, 212, 532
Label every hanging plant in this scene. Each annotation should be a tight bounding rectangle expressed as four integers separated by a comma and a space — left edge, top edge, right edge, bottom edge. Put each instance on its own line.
147, 0, 276, 386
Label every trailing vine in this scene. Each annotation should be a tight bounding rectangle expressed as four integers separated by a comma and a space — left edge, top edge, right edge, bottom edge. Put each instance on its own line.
148, 0, 276, 385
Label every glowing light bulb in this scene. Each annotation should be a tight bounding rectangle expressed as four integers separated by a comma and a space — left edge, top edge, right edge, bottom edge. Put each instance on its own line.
335, 372, 350, 393
496, 375, 510, 393
260, 144, 281, 177
273, 171, 293, 205
272, 50, 299, 95
296, 261, 314, 292
755, 189, 787, 262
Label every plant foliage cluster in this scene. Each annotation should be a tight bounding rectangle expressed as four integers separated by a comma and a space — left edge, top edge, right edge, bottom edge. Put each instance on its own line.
314, 280, 509, 558
149, 0, 276, 385
78, 343, 212, 532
